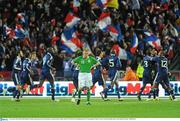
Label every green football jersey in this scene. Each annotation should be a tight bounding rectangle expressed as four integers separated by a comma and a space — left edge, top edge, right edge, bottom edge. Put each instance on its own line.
72, 56, 98, 73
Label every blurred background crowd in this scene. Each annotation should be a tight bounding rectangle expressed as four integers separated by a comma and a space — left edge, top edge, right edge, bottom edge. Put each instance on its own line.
0, 0, 180, 80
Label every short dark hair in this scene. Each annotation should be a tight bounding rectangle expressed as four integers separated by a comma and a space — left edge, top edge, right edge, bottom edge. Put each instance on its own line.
96, 49, 102, 56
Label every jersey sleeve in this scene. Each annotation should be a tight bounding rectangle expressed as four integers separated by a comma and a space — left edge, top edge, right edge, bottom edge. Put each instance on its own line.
47, 56, 53, 68
72, 56, 81, 64
26, 61, 31, 72
151, 56, 158, 62
116, 57, 122, 70
101, 57, 108, 67
13, 58, 21, 70
90, 56, 98, 65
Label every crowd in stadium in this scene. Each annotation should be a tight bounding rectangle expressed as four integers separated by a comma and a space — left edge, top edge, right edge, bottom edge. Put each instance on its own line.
0, 0, 180, 80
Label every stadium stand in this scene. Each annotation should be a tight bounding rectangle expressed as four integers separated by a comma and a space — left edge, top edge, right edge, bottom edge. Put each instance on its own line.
0, 0, 179, 81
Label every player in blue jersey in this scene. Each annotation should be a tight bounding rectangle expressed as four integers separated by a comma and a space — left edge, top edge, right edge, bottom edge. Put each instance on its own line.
103, 50, 123, 101
71, 50, 82, 102
150, 50, 176, 100
91, 49, 109, 101
20, 51, 36, 95
31, 51, 40, 82
36, 47, 58, 101
137, 49, 154, 101
11, 50, 23, 101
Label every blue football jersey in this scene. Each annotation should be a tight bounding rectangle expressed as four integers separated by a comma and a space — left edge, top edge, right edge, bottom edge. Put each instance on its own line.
13, 56, 22, 73
22, 58, 31, 73
102, 55, 121, 81
143, 55, 153, 76
153, 56, 168, 74
93, 56, 103, 77
105, 55, 122, 71
31, 59, 39, 69
42, 52, 53, 71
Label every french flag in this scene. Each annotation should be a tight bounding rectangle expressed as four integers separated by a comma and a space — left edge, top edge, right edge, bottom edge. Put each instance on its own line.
97, 12, 111, 30
96, 0, 109, 8
107, 25, 118, 39
112, 44, 128, 60
64, 13, 80, 28
143, 31, 161, 50
130, 33, 138, 54
14, 24, 26, 40
61, 27, 83, 53
3, 25, 16, 39
51, 31, 60, 46
16, 13, 26, 23
107, 24, 123, 41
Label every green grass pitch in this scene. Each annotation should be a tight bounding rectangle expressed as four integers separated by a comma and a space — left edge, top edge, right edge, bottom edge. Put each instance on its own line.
0, 97, 180, 118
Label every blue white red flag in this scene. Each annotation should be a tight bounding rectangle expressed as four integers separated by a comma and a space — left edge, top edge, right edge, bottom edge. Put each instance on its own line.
107, 24, 123, 41
97, 12, 111, 30
143, 31, 161, 50
96, 0, 109, 8
61, 27, 82, 53
64, 13, 80, 28
130, 33, 138, 54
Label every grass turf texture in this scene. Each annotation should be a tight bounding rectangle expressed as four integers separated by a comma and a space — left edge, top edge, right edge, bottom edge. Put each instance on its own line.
0, 98, 180, 118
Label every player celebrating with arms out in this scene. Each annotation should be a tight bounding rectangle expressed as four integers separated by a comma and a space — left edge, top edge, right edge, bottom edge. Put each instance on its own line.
71, 48, 100, 105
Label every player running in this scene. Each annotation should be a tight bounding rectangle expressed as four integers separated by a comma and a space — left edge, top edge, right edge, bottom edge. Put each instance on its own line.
20, 51, 36, 95
36, 47, 58, 101
71, 48, 100, 105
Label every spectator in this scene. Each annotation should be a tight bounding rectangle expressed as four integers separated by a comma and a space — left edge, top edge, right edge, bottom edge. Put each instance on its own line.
121, 66, 139, 81
0, 0, 179, 80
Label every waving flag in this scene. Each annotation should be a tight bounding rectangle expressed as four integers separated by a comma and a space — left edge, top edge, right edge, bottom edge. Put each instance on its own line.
143, 31, 161, 50
64, 13, 80, 28
96, 0, 109, 8
14, 24, 26, 40
51, 31, 60, 46
3, 25, 16, 39
97, 12, 111, 30
112, 44, 128, 60
107, 24, 123, 41
61, 27, 83, 53
107, 25, 118, 39
130, 33, 138, 54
